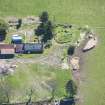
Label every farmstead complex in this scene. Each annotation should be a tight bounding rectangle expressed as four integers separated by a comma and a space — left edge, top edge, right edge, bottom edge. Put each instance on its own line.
0, 0, 104, 105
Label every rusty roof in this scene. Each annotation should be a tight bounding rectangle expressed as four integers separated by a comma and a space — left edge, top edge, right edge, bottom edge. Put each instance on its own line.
0, 44, 14, 49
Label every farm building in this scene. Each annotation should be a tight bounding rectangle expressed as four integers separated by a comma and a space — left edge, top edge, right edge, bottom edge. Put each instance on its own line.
15, 44, 24, 53
0, 44, 15, 58
0, 44, 14, 55
11, 34, 23, 44
23, 43, 43, 53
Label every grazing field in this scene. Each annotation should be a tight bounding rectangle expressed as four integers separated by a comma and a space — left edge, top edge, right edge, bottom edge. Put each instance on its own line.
80, 30, 105, 105
0, 63, 71, 103
0, 0, 105, 105
0, 0, 104, 27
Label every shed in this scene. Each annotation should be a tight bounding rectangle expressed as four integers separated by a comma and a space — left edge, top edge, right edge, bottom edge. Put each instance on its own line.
11, 34, 23, 44
0, 44, 15, 55
15, 44, 24, 53
23, 43, 43, 53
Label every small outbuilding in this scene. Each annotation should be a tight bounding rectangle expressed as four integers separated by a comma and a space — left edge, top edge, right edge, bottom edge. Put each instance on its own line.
23, 43, 43, 53
0, 44, 15, 58
15, 44, 24, 53
11, 34, 23, 44
0, 44, 14, 55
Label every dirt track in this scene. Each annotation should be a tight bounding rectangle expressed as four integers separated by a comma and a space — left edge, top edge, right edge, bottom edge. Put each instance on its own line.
68, 37, 91, 105
73, 35, 99, 105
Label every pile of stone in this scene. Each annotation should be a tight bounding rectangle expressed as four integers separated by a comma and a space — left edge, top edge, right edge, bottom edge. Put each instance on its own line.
83, 35, 97, 52
0, 61, 17, 75
70, 57, 80, 71
6, 17, 19, 27
22, 16, 40, 25
61, 63, 69, 69
5, 16, 41, 28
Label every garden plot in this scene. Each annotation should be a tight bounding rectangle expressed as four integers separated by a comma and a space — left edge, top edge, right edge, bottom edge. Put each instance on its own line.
54, 26, 80, 44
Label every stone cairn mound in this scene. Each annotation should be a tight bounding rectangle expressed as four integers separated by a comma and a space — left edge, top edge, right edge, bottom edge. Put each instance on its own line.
0, 61, 17, 75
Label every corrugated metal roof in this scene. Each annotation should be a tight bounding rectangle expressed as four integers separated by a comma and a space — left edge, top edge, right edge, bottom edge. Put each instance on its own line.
12, 35, 22, 40
15, 44, 24, 53
24, 43, 43, 52
0, 44, 14, 54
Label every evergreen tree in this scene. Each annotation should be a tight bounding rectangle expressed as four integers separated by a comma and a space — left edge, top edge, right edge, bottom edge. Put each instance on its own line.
42, 21, 53, 43
0, 19, 8, 41
66, 80, 77, 98
0, 19, 8, 34
35, 12, 53, 43
68, 45, 75, 56
16, 19, 22, 30
40, 11, 48, 23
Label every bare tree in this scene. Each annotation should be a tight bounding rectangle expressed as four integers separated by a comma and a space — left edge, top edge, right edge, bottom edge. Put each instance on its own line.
0, 77, 10, 104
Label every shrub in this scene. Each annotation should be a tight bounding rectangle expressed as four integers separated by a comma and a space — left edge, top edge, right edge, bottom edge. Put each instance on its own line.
68, 45, 75, 56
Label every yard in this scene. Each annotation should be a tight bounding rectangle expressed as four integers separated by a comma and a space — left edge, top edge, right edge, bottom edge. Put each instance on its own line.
0, 0, 105, 105
4, 24, 36, 44
0, 63, 71, 103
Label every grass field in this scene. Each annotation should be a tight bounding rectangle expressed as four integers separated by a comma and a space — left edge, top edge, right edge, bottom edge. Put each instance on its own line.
0, 0, 105, 105
0, 0, 105, 27
0, 63, 71, 103
79, 30, 105, 105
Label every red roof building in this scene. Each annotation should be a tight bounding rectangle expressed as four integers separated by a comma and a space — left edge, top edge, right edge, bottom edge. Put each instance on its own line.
0, 44, 15, 55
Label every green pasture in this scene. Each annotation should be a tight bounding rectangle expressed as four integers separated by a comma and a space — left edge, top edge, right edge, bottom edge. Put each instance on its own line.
0, 0, 104, 27
79, 30, 105, 105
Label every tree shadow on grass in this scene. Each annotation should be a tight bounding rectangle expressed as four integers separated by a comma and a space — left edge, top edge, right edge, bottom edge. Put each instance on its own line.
65, 80, 77, 97
62, 80, 77, 105
0, 55, 14, 59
